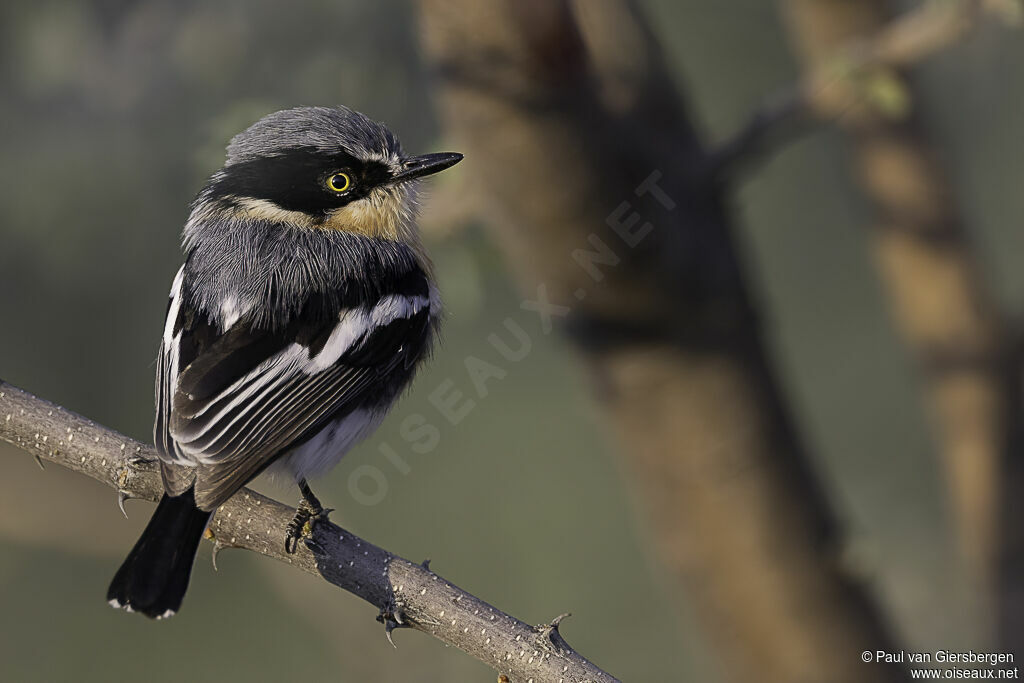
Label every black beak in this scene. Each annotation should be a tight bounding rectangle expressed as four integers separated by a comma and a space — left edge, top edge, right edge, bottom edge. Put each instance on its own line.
392, 152, 463, 182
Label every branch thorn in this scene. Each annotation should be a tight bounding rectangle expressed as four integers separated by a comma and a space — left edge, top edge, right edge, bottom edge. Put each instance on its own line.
540, 612, 572, 639
384, 619, 400, 648
378, 603, 408, 648
117, 490, 132, 518
211, 540, 226, 571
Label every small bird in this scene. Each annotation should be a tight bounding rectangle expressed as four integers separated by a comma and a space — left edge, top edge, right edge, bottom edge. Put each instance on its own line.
107, 106, 461, 619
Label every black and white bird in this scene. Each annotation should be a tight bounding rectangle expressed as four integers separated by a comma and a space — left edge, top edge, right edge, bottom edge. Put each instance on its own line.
107, 106, 461, 619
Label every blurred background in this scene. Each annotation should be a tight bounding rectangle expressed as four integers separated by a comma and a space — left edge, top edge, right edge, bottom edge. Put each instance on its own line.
0, 1, 1021, 681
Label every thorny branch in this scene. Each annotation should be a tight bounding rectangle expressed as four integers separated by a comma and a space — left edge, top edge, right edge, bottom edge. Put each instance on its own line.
0, 379, 618, 683
713, 0, 1021, 177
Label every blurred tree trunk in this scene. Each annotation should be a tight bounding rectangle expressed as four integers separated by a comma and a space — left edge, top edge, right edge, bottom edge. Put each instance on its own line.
417, 1, 908, 681
778, 0, 1023, 648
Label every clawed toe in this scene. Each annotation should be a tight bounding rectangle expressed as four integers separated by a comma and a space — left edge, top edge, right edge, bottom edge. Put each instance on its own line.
284, 479, 333, 554
284, 496, 333, 554
284, 507, 310, 554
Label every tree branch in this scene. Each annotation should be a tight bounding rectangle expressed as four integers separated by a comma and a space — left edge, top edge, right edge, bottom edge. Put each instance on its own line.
0, 378, 618, 683
715, 0, 1020, 177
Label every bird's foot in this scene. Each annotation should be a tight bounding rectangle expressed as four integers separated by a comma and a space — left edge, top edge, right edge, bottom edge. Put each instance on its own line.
284, 497, 333, 554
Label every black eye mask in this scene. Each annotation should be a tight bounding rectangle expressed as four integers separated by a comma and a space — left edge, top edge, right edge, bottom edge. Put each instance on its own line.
209, 147, 391, 215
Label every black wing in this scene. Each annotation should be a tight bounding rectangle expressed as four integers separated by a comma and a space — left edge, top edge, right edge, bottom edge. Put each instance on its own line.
154, 271, 432, 510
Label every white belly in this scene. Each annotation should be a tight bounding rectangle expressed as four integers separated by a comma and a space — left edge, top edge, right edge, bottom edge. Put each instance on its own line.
274, 408, 386, 481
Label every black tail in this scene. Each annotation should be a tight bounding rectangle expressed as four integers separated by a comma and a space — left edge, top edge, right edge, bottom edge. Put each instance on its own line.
107, 489, 211, 619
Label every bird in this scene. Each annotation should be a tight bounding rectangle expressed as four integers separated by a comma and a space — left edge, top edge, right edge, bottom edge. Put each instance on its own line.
107, 105, 461, 619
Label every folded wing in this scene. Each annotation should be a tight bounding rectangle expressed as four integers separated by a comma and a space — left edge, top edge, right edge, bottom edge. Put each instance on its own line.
154, 269, 431, 510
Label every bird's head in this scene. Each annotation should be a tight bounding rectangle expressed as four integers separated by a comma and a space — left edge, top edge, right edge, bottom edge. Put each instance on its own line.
192, 106, 462, 241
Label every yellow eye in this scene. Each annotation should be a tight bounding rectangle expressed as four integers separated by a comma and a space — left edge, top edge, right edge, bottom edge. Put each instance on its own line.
327, 172, 351, 193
